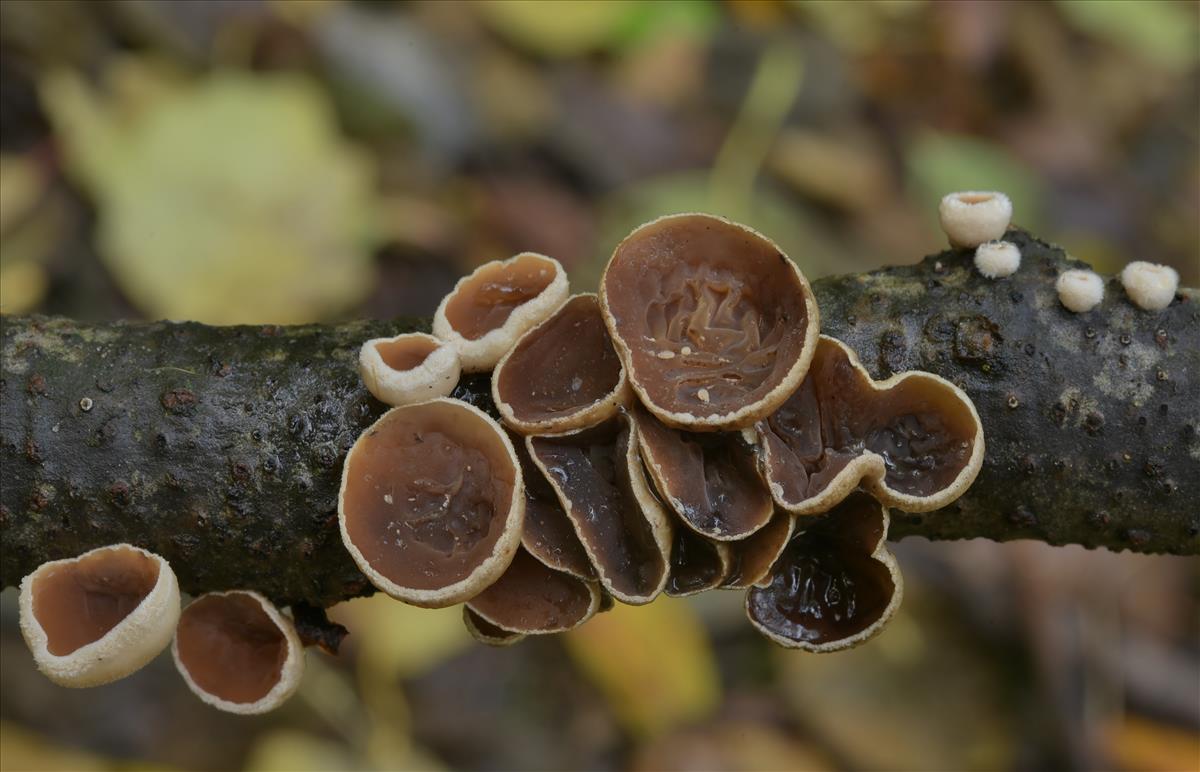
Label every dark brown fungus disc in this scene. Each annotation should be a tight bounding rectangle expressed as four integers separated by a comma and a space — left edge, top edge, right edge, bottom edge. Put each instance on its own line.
493, 293, 630, 435
747, 492, 902, 652
527, 412, 672, 605
636, 405, 773, 540
466, 548, 600, 635
665, 527, 731, 598
338, 398, 524, 608
512, 434, 595, 580
599, 213, 819, 431
463, 607, 525, 647
721, 511, 795, 590
757, 336, 984, 515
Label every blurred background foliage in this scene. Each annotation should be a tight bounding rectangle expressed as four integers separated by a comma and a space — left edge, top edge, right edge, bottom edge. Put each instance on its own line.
0, 1, 1197, 771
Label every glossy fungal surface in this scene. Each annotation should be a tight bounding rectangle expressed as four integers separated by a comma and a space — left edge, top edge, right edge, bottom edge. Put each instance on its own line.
338, 398, 524, 607
720, 511, 795, 590
756, 336, 984, 514
747, 492, 901, 652
599, 213, 818, 431
359, 333, 461, 406
665, 526, 731, 597
466, 548, 600, 635
513, 436, 595, 580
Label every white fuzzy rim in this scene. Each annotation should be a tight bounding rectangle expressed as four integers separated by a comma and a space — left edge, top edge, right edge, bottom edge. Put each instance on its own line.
938, 191, 1013, 249
359, 333, 461, 407
973, 240, 1021, 279
172, 590, 304, 715
433, 252, 570, 373
462, 607, 526, 647
526, 414, 673, 605
761, 336, 985, 515
1120, 261, 1179, 312
337, 398, 525, 608
18, 543, 180, 688
599, 212, 821, 432
467, 569, 601, 635
1056, 269, 1105, 313
747, 506, 904, 653
493, 293, 632, 435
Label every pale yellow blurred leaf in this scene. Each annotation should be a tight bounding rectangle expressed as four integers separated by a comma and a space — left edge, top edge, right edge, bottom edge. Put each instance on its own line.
331, 595, 472, 683
1102, 715, 1200, 772
0, 721, 108, 772
475, 1, 642, 58
564, 596, 720, 738
0, 260, 49, 315
633, 720, 834, 771
0, 155, 45, 232
243, 729, 360, 772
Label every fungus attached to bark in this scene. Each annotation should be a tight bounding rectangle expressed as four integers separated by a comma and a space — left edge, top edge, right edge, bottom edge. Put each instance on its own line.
1056, 269, 1105, 313
747, 492, 902, 652
173, 590, 304, 714
463, 607, 526, 647
359, 333, 461, 407
599, 213, 819, 431
527, 411, 672, 605
339, 398, 524, 608
433, 252, 569, 372
665, 526, 731, 597
756, 336, 984, 515
973, 240, 1021, 279
493, 294, 629, 435
512, 435, 595, 581
1120, 261, 1179, 311
18, 544, 180, 688
636, 405, 773, 540
720, 511, 796, 590
466, 547, 600, 635
938, 191, 1012, 248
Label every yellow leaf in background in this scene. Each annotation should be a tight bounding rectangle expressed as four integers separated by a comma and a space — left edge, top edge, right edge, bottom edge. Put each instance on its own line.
243, 729, 360, 772
1102, 715, 1200, 772
0, 260, 48, 315
564, 596, 720, 738
475, 1, 641, 59
40, 61, 377, 324
632, 720, 834, 772
0, 721, 107, 772
330, 594, 472, 683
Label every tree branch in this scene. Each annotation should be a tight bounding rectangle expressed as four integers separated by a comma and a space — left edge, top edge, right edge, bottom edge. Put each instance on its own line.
2, 230, 1197, 608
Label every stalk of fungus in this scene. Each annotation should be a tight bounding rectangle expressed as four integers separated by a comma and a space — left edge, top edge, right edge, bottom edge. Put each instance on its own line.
938, 191, 1013, 248
1056, 269, 1105, 313
1120, 261, 1179, 311
18, 544, 180, 688
359, 332, 461, 406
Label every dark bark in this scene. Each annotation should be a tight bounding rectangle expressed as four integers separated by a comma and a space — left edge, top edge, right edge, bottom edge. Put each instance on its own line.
2, 230, 1197, 608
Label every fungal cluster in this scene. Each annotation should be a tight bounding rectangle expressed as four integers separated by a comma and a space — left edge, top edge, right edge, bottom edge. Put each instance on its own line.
339, 213, 986, 654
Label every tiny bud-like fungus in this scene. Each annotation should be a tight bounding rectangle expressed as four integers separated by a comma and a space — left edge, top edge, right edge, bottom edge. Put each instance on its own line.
938, 191, 1012, 248
973, 240, 1021, 279
1120, 261, 1179, 311
19, 544, 180, 688
359, 333, 461, 407
433, 252, 569, 372
173, 590, 304, 714
1056, 269, 1105, 313
339, 398, 524, 608
599, 213, 819, 432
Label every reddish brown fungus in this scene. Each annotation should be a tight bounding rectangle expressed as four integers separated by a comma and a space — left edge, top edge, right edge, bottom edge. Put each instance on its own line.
466, 547, 600, 634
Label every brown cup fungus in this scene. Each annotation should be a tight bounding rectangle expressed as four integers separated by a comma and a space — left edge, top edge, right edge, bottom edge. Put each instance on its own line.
359, 332, 461, 407
466, 547, 601, 636
433, 252, 569, 372
756, 336, 984, 515
18, 544, 180, 688
636, 405, 773, 540
339, 398, 524, 608
463, 607, 526, 647
527, 411, 672, 605
599, 213, 818, 432
665, 527, 732, 597
173, 590, 304, 714
493, 294, 630, 435
747, 492, 902, 652
512, 435, 596, 581
720, 511, 796, 590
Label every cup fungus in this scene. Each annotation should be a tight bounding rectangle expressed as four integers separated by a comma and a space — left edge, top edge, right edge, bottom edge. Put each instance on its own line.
173, 590, 304, 714
1056, 269, 1105, 313
599, 213, 819, 432
513, 436, 596, 581
756, 336, 984, 515
938, 191, 1013, 249
338, 398, 524, 608
463, 607, 526, 647
359, 332, 461, 406
747, 492, 902, 652
973, 240, 1021, 279
465, 547, 601, 636
18, 544, 180, 688
493, 294, 630, 435
1120, 261, 1179, 311
720, 511, 796, 590
433, 252, 569, 372
527, 411, 672, 605
636, 405, 774, 540
665, 527, 732, 597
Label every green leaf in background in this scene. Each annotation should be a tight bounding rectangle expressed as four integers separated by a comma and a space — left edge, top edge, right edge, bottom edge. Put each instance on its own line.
40, 60, 377, 324
1056, 0, 1200, 71
475, 1, 644, 59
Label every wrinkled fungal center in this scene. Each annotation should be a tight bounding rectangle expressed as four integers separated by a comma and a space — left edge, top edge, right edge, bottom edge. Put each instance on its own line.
176, 594, 287, 704
343, 403, 515, 590
33, 548, 158, 656
445, 254, 556, 340
375, 336, 438, 371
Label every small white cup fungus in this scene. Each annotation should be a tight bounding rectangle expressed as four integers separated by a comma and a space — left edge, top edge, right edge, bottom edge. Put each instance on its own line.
1056, 269, 1105, 313
1120, 261, 1179, 311
973, 241, 1021, 279
359, 332, 461, 407
939, 191, 1013, 248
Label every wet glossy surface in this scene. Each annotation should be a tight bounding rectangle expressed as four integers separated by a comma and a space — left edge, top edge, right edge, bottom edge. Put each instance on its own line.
468, 548, 594, 633
603, 215, 810, 419
445, 254, 557, 340
375, 336, 438, 371
722, 511, 794, 589
513, 436, 595, 579
495, 295, 622, 424
32, 547, 159, 656
748, 493, 894, 645
637, 406, 772, 539
529, 414, 667, 600
342, 401, 517, 590
176, 593, 287, 704
666, 527, 725, 596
